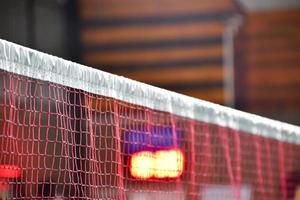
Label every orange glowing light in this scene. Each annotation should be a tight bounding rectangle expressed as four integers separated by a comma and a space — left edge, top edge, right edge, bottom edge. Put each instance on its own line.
130, 149, 184, 179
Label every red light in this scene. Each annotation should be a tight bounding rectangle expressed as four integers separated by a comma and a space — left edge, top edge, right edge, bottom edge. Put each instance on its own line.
0, 165, 21, 194
0, 165, 21, 179
130, 149, 184, 179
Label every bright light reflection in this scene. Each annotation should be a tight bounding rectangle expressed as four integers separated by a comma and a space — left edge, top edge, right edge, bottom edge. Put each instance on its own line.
130, 151, 155, 179
130, 149, 184, 179
154, 149, 184, 178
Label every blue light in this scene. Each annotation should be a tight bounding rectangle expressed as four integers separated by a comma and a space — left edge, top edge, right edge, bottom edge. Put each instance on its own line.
124, 127, 182, 154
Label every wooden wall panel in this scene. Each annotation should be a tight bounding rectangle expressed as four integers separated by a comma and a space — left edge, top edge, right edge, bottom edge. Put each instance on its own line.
79, 0, 238, 104
235, 9, 300, 122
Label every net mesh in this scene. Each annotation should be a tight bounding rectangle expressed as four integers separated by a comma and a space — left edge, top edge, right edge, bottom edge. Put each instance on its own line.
0, 40, 300, 200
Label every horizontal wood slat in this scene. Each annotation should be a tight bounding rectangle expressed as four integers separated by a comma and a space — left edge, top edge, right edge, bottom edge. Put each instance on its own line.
244, 10, 300, 36
114, 66, 223, 85
247, 100, 300, 113
246, 36, 300, 51
245, 62, 300, 69
83, 46, 222, 64
81, 22, 224, 45
248, 89, 300, 101
246, 50, 300, 65
245, 26, 300, 36
177, 88, 224, 103
80, 0, 234, 19
248, 67, 300, 87
247, 9, 300, 26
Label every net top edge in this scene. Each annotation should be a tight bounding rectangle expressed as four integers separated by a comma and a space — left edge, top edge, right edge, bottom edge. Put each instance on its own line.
0, 39, 299, 144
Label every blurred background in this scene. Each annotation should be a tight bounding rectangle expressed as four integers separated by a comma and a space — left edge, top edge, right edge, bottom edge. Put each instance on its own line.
0, 0, 299, 125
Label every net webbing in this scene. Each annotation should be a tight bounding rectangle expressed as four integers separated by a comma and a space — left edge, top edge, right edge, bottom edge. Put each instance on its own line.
0, 39, 300, 200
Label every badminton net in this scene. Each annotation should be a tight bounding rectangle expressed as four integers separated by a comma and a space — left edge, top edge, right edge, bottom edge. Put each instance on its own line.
0, 39, 299, 200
